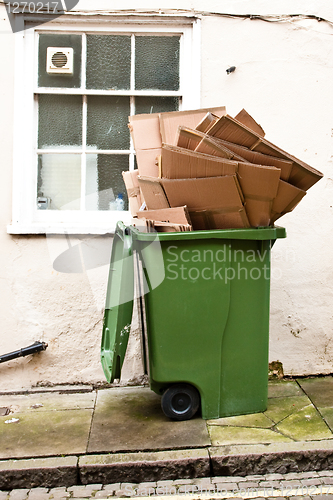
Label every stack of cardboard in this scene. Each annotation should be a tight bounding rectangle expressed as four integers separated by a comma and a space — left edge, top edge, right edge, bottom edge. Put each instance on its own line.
123, 107, 323, 232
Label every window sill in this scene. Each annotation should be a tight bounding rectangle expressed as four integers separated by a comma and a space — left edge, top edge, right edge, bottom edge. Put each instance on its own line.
7, 215, 132, 235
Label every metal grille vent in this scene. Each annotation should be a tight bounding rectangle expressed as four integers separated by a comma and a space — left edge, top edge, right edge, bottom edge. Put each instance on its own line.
46, 47, 74, 75
51, 52, 68, 68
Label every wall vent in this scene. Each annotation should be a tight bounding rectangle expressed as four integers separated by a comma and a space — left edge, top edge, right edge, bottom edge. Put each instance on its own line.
46, 47, 74, 75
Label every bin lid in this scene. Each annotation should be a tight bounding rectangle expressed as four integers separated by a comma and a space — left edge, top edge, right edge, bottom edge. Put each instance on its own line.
101, 222, 134, 383
130, 225, 286, 242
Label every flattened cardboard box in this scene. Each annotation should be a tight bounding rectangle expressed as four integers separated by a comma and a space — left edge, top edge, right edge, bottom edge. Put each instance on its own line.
160, 144, 238, 179
159, 175, 249, 231
234, 109, 265, 137
129, 106, 226, 152
177, 127, 244, 161
137, 206, 192, 226
143, 219, 192, 233
204, 137, 293, 182
271, 180, 306, 223
206, 114, 323, 190
136, 148, 161, 177
137, 176, 169, 210
159, 106, 226, 145
122, 170, 142, 217
237, 163, 281, 227
129, 107, 226, 176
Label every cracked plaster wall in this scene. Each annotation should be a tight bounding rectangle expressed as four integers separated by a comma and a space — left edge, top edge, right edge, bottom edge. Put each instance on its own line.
1, 2, 333, 389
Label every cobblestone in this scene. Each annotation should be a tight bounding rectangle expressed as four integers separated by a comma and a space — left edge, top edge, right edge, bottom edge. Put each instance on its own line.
8, 470, 333, 499
67, 485, 103, 498
258, 481, 282, 488
264, 473, 285, 480
322, 477, 333, 484
27, 488, 49, 500
8, 491, 30, 500
48, 487, 70, 499
301, 477, 323, 486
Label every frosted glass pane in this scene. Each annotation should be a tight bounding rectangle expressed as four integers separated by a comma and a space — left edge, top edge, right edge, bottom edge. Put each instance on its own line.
135, 96, 179, 114
87, 35, 131, 90
85, 154, 129, 211
87, 96, 130, 150
38, 34, 82, 88
38, 95, 82, 148
37, 154, 81, 210
135, 36, 180, 90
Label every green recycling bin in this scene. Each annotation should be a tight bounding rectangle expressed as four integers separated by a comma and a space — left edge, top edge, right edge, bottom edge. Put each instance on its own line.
101, 222, 286, 420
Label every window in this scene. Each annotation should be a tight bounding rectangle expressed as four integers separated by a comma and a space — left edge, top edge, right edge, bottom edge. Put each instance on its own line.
8, 15, 200, 234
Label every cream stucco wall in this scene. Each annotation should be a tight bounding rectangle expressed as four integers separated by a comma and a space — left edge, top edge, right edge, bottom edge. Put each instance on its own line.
0, 1, 333, 389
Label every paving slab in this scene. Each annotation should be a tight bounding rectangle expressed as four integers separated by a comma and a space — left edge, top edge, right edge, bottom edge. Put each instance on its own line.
0, 409, 93, 459
318, 408, 333, 432
268, 380, 303, 398
264, 395, 313, 424
208, 425, 292, 446
207, 412, 273, 428
79, 449, 210, 484
0, 392, 96, 413
0, 456, 78, 490
88, 387, 210, 453
297, 377, 333, 407
274, 404, 333, 441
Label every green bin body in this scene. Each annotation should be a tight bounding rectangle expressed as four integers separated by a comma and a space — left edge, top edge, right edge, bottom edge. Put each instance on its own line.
101, 222, 286, 420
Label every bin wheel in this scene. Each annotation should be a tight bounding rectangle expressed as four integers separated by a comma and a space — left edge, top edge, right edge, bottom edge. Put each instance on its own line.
161, 384, 200, 421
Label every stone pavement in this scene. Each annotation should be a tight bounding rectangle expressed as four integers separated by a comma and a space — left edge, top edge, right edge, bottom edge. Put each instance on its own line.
4, 470, 333, 500
2, 377, 333, 491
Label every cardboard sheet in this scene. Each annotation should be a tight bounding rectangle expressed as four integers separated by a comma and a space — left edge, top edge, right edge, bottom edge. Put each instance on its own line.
135, 148, 161, 177
137, 176, 169, 210
137, 206, 192, 226
237, 163, 281, 227
195, 112, 219, 133
234, 109, 265, 137
160, 175, 250, 230
176, 127, 244, 160
271, 180, 306, 223
159, 106, 226, 145
160, 144, 239, 179
207, 114, 323, 190
122, 170, 142, 216
209, 137, 292, 182
128, 114, 161, 151
144, 219, 192, 232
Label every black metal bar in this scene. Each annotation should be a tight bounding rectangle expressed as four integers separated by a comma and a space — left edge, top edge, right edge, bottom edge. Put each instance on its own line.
0, 341, 48, 364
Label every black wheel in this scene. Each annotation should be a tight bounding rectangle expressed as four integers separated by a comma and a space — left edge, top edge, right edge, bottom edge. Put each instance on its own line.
161, 383, 200, 421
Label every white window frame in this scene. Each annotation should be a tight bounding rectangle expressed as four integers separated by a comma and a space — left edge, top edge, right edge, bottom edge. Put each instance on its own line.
8, 13, 201, 235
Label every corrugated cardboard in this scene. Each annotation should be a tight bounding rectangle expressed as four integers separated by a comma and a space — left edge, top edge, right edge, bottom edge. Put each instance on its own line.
159, 106, 226, 145
207, 114, 323, 190
195, 112, 219, 133
122, 170, 142, 217
137, 176, 169, 210
207, 137, 293, 182
271, 180, 306, 223
195, 135, 246, 161
160, 175, 250, 230
237, 163, 281, 227
160, 144, 239, 179
128, 113, 161, 151
176, 126, 204, 150
234, 109, 265, 137
137, 206, 192, 226
135, 148, 161, 177
144, 219, 192, 233
177, 127, 245, 160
